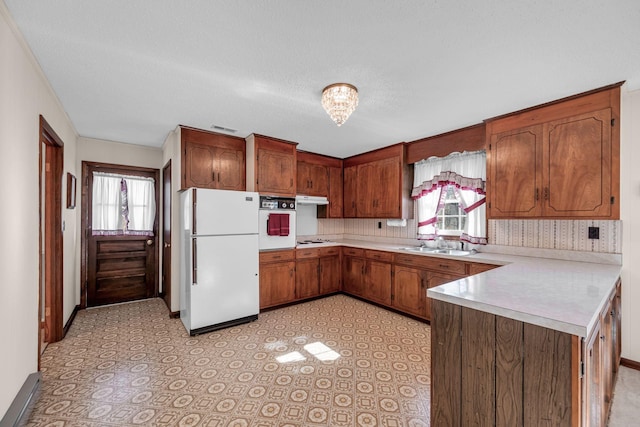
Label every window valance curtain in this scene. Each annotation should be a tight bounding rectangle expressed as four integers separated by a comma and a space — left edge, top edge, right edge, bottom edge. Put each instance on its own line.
92, 172, 156, 236
412, 150, 487, 244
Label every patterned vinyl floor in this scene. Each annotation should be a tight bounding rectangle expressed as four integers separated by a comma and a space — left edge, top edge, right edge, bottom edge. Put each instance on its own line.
27, 295, 432, 426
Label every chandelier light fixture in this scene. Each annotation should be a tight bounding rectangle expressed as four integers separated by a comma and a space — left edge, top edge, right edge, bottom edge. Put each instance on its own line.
321, 83, 359, 126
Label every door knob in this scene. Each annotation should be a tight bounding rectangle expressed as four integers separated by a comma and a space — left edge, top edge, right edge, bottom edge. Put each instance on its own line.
146, 239, 154, 246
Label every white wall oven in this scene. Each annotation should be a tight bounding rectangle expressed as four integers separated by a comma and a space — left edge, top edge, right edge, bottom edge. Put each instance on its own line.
258, 196, 296, 250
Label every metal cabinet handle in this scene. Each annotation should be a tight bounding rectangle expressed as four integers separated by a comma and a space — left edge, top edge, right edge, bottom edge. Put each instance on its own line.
192, 239, 198, 285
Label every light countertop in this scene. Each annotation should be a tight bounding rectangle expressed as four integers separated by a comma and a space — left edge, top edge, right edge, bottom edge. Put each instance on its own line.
294, 238, 621, 338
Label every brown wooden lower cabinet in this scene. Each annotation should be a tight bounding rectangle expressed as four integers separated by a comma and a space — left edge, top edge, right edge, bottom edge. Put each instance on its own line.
365, 257, 392, 305
259, 250, 295, 309
342, 248, 366, 297
260, 247, 342, 309
392, 265, 427, 318
342, 249, 392, 305
319, 253, 341, 294
295, 257, 319, 299
295, 247, 342, 300
431, 279, 621, 427
261, 246, 501, 322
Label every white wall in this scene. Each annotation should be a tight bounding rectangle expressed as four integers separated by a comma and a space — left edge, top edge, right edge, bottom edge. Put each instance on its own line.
0, 2, 78, 417
620, 87, 640, 363
77, 136, 163, 170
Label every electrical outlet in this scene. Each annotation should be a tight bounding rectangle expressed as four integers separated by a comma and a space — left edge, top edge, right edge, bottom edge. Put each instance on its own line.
588, 226, 600, 240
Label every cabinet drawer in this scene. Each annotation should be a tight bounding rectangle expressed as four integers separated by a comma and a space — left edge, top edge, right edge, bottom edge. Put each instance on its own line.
468, 262, 499, 275
296, 248, 320, 259
343, 247, 365, 257
319, 246, 341, 257
393, 253, 466, 275
365, 250, 393, 262
260, 249, 295, 263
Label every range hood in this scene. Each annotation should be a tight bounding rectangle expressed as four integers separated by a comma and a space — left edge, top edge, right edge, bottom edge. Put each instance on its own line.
295, 195, 329, 205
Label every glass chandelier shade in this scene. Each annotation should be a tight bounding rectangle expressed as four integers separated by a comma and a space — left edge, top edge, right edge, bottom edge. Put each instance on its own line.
321, 83, 359, 126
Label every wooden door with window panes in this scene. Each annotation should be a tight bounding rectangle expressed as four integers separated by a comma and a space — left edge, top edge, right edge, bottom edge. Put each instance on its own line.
83, 162, 159, 307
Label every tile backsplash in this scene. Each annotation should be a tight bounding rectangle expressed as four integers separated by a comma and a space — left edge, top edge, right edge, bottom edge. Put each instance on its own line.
317, 216, 622, 254
488, 219, 622, 254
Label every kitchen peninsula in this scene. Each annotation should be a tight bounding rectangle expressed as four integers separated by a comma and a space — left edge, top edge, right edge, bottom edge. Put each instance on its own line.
427, 251, 621, 426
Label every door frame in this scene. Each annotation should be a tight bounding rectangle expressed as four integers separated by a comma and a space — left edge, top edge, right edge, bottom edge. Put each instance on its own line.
38, 115, 64, 355
80, 161, 160, 308
162, 160, 172, 312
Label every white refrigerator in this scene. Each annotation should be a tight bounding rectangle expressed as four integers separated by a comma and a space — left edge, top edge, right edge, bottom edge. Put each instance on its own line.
180, 188, 260, 335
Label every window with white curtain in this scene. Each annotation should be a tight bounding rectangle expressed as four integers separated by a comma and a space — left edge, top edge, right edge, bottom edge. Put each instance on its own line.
92, 172, 156, 236
411, 150, 487, 244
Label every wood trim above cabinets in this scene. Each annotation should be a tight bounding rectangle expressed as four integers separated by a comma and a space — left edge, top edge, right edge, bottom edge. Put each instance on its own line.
406, 123, 486, 164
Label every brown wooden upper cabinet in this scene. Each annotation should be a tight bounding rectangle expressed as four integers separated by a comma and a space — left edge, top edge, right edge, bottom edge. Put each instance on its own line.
180, 127, 246, 191
245, 134, 297, 196
486, 83, 621, 219
343, 143, 414, 219
297, 152, 330, 197
297, 151, 343, 218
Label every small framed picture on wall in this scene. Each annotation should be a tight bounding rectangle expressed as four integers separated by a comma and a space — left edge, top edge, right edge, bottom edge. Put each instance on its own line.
67, 173, 76, 209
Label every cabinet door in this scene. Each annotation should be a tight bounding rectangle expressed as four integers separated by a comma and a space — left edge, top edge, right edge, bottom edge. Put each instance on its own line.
328, 166, 343, 218
343, 256, 365, 296
319, 255, 341, 294
601, 298, 614, 420
216, 147, 245, 190
309, 163, 329, 196
356, 162, 377, 217
468, 262, 498, 275
365, 260, 392, 306
259, 261, 295, 308
489, 125, 543, 218
613, 282, 622, 371
373, 157, 401, 217
296, 162, 312, 194
343, 166, 358, 217
297, 162, 329, 197
257, 147, 296, 195
184, 142, 216, 189
392, 265, 426, 318
544, 109, 612, 217
295, 258, 319, 299
584, 321, 603, 427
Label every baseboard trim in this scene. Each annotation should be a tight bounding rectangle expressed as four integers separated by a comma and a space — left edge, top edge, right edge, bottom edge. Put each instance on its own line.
621, 358, 640, 371
0, 372, 41, 427
63, 304, 80, 337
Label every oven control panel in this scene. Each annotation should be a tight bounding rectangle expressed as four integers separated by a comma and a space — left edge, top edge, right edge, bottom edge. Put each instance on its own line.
259, 196, 296, 210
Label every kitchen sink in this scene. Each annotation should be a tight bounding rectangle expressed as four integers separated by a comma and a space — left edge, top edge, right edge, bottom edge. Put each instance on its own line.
398, 246, 435, 253
399, 247, 475, 256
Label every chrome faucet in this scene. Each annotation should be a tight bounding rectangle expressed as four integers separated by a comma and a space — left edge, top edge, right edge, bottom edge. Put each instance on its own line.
436, 236, 447, 250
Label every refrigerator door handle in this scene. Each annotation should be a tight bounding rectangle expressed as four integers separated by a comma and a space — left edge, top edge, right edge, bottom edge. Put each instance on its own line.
192, 238, 197, 285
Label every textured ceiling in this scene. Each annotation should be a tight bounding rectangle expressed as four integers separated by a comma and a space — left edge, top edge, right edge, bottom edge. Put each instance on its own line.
5, 0, 640, 158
